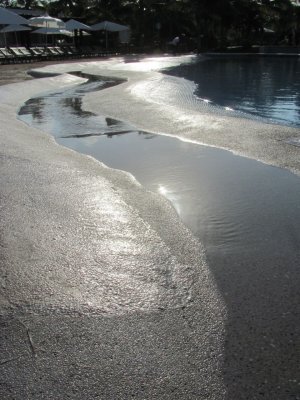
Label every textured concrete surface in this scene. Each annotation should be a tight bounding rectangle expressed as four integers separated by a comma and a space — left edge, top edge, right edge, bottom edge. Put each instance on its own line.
0, 57, 299, 399
27, 56, 300, 174
0, 65, 226, 399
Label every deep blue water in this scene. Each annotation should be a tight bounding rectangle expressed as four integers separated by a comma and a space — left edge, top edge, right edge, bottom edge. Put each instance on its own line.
165, 55, 300, 128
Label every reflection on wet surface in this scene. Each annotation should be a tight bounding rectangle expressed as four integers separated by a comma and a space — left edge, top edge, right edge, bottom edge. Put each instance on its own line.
165, 55, 300, 128
19, 77, 133, 139
57, 132, 300, 258
18, 76, 300, 399
18, 78, 300, 256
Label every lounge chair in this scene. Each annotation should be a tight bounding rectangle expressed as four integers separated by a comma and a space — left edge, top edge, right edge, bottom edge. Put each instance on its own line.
9, 47, 32, 63
0, 48, 16, 63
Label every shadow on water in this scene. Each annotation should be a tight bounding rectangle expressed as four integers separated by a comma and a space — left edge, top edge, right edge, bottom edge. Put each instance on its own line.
18, 73, 300, 399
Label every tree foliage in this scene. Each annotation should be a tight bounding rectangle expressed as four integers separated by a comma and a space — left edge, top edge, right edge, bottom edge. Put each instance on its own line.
1, 0, 300, 48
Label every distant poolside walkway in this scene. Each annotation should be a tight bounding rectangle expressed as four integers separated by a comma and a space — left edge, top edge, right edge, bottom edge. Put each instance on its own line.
0, 54, 117, 86
0, 61, 53, 86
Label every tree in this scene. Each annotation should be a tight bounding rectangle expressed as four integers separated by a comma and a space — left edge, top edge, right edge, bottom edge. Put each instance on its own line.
1, 0, 299, 48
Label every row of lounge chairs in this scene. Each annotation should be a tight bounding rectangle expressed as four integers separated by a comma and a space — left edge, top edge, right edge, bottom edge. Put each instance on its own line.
0, 46, 115, 64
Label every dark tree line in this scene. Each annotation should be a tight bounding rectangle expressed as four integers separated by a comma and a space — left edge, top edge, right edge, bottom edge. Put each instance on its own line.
2, 0, 300, 49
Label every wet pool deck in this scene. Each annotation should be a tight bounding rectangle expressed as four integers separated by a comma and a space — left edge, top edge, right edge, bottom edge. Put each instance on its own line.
0, 58, 299, 400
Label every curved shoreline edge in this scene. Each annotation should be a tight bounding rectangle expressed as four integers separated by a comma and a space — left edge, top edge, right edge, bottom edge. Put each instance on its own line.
0, 60, 227, 398
27, 55, 300, 176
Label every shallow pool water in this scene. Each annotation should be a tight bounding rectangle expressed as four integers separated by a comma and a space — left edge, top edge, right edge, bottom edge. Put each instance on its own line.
18, 69, 300, 399
18, 76, 300, 258
164, 55, 300, 127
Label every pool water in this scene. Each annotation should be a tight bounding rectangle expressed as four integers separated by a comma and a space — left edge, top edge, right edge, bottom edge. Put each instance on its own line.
164, 55, 300, 127
18, 66, 300, 399
18, 73, 300, 257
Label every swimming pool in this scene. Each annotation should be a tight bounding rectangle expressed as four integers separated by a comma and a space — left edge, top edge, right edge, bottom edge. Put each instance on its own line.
165, 55, 300, 128
17, 57, 300, 399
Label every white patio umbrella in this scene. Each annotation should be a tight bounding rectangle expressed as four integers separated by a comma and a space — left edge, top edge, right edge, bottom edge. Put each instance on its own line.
0, 7, 28, 25
31, 27, 72, 47
65, 19, 91, 31
0, 24, 31, 33
32, 27, 72, 36
0, 24, 31, 46
28, 14, 65, 46
0, 7, 28, 46
90, 20, 129, 49
65, 19, 91, 44
28, 14, 65, 29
